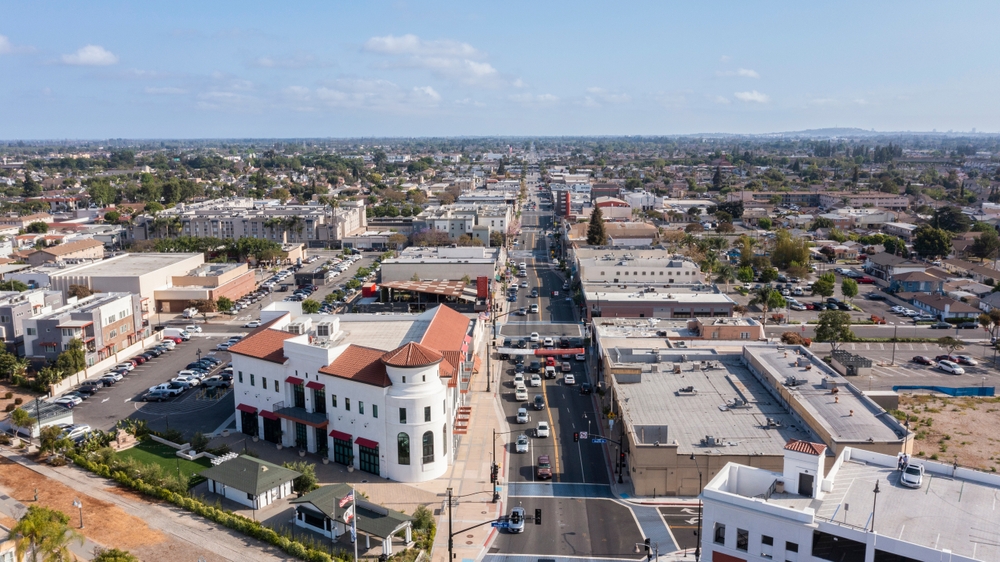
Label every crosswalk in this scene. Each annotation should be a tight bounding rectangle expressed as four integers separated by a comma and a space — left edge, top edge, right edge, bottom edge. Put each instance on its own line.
841, 342, 935, 352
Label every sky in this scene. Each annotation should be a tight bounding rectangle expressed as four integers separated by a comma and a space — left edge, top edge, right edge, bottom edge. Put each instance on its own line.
2, 1, 1000, 139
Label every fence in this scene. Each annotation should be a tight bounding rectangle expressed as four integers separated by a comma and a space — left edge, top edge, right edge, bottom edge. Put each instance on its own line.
892, 385, 995, 397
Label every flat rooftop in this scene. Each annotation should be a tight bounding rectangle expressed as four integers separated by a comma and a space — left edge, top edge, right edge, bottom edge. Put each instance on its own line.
328, 314, 432, 351
585, 288, 736, 304
47, 253, 201, 278
615, 355, 817, 455
744, 346, 903, 443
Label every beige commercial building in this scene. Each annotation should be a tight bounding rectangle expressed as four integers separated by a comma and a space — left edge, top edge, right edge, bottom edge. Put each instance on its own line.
25, 238, 105, 266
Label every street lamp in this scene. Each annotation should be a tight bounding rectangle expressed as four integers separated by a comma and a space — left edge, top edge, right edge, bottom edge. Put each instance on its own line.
72, 498, 83, 529
870, 480, 880, 532
889, 322, 898, 366
690, 454, 703, 561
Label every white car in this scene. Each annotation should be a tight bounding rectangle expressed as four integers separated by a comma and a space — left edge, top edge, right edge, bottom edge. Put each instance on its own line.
536, 421, 550, 438
900, 463, 924, 488
543, 337, 554, 348
937, 360, 965, 375
575, 353, 586, 361
171, 375, 201, 387
115, 362, 135, 372
184, 325, 202, 333
513, 374, 525, 387
159, 340, 176, 350
890, 306, 906, 314
564, 374, 576, 385
244, 320, 262, 328
515, 434, 529, 453
529, 332, 540, 342
529, 374, 542, 387
53, 395, 83, 408
516, 408, 529, 424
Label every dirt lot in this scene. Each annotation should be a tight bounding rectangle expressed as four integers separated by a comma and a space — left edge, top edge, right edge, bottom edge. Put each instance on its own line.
896, 393, 1000, 472
0, 456, 234, 561
0, 382, 41, 416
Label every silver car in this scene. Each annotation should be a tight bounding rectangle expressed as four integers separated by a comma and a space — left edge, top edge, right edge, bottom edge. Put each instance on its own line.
515, 434, 529, 453
900, 463, 924, 488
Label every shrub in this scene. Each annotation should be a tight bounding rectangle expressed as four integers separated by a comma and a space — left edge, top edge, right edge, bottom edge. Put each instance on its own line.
4, 391, 12, 399
780, 332, 806, 345
4, 404, 13, 412
13, 397, 22, 405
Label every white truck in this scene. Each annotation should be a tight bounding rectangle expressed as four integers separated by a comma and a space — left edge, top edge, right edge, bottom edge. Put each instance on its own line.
147, 383, 183, 396
162, 328, 191, 341
181, 307, 199, 319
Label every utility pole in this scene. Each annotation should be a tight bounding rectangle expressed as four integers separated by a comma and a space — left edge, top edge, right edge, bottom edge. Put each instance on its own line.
447, 487, 453, 561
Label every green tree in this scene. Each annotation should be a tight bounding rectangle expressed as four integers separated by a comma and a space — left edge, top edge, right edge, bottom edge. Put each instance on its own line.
881, 236, 907, 257
970, 228, 1000, 261
812, 272, 836, 297
301, 299, 321, 314
841, 278, 858, 302
9, 407, 36, 439
937, 336, 965, 356
272, 187, 291, 204
88, 180, 116, 207
931, 206, 971, 233
103, 211, 121, 223
749, 286, 786, 327
758, 267, 779, 283
586, 207, 607, 245
0, 351, 27, 381
11, 505, 83, 562
737, 266, 755, 283
716, 201, 744, 219
757, 217, 772, 230
489, 230, 504, 248
815, 310, 855, 351
810, 217, 835, 231
25, 221, 49, 234
144, 201, 164, 215
93, 548, 141, 562
0, 280, 30, 292
38, 425, 72, 457
67, 284, 93, 299
216, 296, 233, 313
771, 230, 811, 270
54, 339, 86, 376
22, 174, 41, 197
345, 278, 362, 290
913, 225, 952, 258
714, 264, 736, 292
282, 460, 319, 496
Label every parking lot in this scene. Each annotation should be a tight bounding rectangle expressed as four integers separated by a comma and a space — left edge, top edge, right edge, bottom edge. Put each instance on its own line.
64, 334, 237, 438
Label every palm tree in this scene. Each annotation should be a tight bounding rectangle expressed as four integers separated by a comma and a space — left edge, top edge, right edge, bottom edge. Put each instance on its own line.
12, 505, 83, 562
749, 286, 786, 328
714, 264, 736, 292
700, 254, 720, 282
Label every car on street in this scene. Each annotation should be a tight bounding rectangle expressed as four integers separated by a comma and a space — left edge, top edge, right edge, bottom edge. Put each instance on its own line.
543, 337, 553, 347
865, 293, 886, 300
53, 395, 82, 408
513, 373, 525, 386
508, 507, 526, 533
516, 408, 529, 423
536, 455, 552, 480
529, 332, 539, 342
514, 363, 525, 374
575, 353, 586, 361
937, 360, 965, 375
561, 361, 571, 372
958, 322, 980, 329
536, 421, 550, 437
911, 356, 934, 365
515, 434, 529, 453
533, 394, 545, 410
900, 463, 924, 489
528, 361, 540, 373
955, 355, 978, 366
528, 373, 541, 387
580, 382, 592, 394
564, 374, 576, 385
929, 321, 952, 329
244, 320, 261, 328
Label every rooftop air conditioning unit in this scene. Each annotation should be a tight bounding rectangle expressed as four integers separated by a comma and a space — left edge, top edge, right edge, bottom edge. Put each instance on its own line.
316, 322, 333, 337
286, 322, 307, 335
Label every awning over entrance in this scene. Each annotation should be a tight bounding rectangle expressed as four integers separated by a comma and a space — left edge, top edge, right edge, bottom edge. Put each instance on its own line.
259, 410, 279, 421
236, 403, 257, 414
329, 430, 352, 441
274, 406, 329, 428
285, 376, 304, 385
305, 381, 324, 390
355, 437, 379, 449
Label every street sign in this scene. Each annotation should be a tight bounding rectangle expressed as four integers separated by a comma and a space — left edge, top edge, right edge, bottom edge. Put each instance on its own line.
591, 437, 607, 444
579, 431, 588, 440
491, 519, 510, 529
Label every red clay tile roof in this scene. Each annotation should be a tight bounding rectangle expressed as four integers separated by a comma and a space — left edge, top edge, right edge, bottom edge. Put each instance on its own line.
228, 316, 297, 364
39, 238, 104, 256
784, 439, 827, 456
380, 341, 444, 368
439, 350, 462, 378
319, 345, 391, 387
420, 305, 470, 354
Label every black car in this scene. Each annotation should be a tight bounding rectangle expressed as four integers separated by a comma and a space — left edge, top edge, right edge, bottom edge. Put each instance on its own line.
580, 382, 593, 395
528, 361, 541, 373
203, 356, 222, 364
140, 352, 155, 361
930, 321, 952, 329
837, 303, 851, 311
865, 293, 886, 300
515, 363, 525, 374
74, 385, 98, 396
514, 356, 525, 366
516, 339, 527, 349
959, 322, 979, 329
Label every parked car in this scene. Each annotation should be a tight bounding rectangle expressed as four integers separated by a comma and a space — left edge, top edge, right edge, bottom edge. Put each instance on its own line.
900, 463, 924, 489
63, 391, 90, 402
142, 389, 174, 402
857, 277, 875, 284
53, 395, 82, 408
203, 376, 232, 388
184, 325, 202, 333
934, 354, 959, 363
955, 355, 978, 366
99, 374, 119, 385
216, 343, 231, 351
103, 371, 125, 382
865, 293, 886, 300
937, 360, 965, 375
148, 383, 184, 396
244, 320, 262, 328
74, 385, 99, 396
959, 322, 980, 329
929, 321, 952, 329
115, 362, 135, 372
911, 356, 934, 365
515, 434, 529, 453
170, 376, 200, 387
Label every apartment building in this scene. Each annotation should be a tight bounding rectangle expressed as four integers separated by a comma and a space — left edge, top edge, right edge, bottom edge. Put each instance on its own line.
0, 212, 54, 229
818, 192, 909, 210
0, 289, 64, 355
415, 204, 512, 244
131, 198, 367, 248
23, 292, 144, 365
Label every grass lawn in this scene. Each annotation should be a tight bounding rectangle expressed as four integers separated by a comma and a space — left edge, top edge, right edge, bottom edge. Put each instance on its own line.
117, 440, 212, 484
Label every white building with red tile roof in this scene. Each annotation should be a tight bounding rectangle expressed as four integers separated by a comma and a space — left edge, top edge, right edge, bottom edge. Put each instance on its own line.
229, 302, 480, 482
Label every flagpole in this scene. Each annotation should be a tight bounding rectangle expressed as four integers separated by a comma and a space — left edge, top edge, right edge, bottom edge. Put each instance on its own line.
353, 485, 358, 562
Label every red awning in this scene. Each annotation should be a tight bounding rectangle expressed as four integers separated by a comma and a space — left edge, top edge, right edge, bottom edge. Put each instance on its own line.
285, 376, 304, 385
39, 342, 59, 347
236, 403, 257, 414
355, 437, 379, 449
329, 430, 352, 441
305, 381, 324, 390
259, 410, 279, 421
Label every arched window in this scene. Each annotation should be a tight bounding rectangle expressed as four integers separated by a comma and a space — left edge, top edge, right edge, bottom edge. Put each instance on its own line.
422, 430, 434, 464
397, 433, 410, 465
443, 423, 448, 456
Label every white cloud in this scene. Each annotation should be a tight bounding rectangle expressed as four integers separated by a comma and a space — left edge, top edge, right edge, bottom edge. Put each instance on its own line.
145, 87, 187, 95
714, 95, 731, 105
854, 98, 869, 105
364, 34, 482, 58
734, 90, 769, 103
454, 98, 486, 108
586, 87, 631, 105
363, 34, 509, 87
717, 68, 759, 78
720, 55, 731, 62
61, 45, 118, 66
413, 86, 441, 101
283, 79, 442, 113
508, 93, 559, 106
0, 35, 11, 55
253, 54, 317, 69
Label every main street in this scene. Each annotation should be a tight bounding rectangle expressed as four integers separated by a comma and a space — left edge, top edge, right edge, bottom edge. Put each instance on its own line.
488, 178, 650, 560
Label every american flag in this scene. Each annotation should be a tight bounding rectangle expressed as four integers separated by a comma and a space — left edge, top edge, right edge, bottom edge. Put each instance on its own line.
339, 491, 354, 508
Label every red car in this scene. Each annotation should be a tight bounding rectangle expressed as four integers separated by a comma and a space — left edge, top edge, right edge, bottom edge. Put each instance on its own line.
934, 354, 958, 363
858, 277, 875, 284
130, 356, 146, 365
912, 356, 934, 365
164, 336, 183, 344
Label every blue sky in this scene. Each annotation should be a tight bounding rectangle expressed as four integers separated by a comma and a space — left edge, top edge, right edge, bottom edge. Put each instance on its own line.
2, 1, 999, 139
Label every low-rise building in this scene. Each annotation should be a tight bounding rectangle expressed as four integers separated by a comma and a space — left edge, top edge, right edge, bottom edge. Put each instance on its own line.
883, 221, 918, 241
415, 204, 511, 244
289, 484, 413, 554
199, 455, 300, 510
819, 192, 909, 210
910, 293, 980, 320
25, 238, 105, 266
23, 292, 145, 365
0, 212, 54, 229
0, 289, 64, 355
565, 222, 659, 247
863, 253, 925, 281
380, 246, 503, 283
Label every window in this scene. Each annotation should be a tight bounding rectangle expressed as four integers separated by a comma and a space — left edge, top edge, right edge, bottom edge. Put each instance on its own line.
402, 376, 406, 383
315, 389, 326, 414
399, 408, 407, 424
262, 377, 267, 389
422, 430, 434, 463
274, 380, 278, 392
443, 423, 448, 455
358, 401, 364, 415
345, 397, 350, 411
422, 375, 426, 382
786, 542, 798, 553
762, 536, 773, 546
372, 405, 378, 419
397, 433, 410, 465
443, 399, 446, 414
761, 535, 774, 559
332, 394, 337, 408
714, 523, 726, 545
238, 371, 243, 383
26, 328, 35, 336
250, 374, 255, 387
424, 406, 431, 422
736, 529, 748, 551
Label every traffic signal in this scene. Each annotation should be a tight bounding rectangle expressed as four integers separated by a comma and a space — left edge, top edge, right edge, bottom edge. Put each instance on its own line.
573, 432, 579, 442
490, 463, 497, 483
511, 511, 521, 524
535, 508, 541, 525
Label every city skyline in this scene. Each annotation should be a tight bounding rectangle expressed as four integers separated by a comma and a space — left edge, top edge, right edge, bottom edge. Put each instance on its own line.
3, 1, 1000, 138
